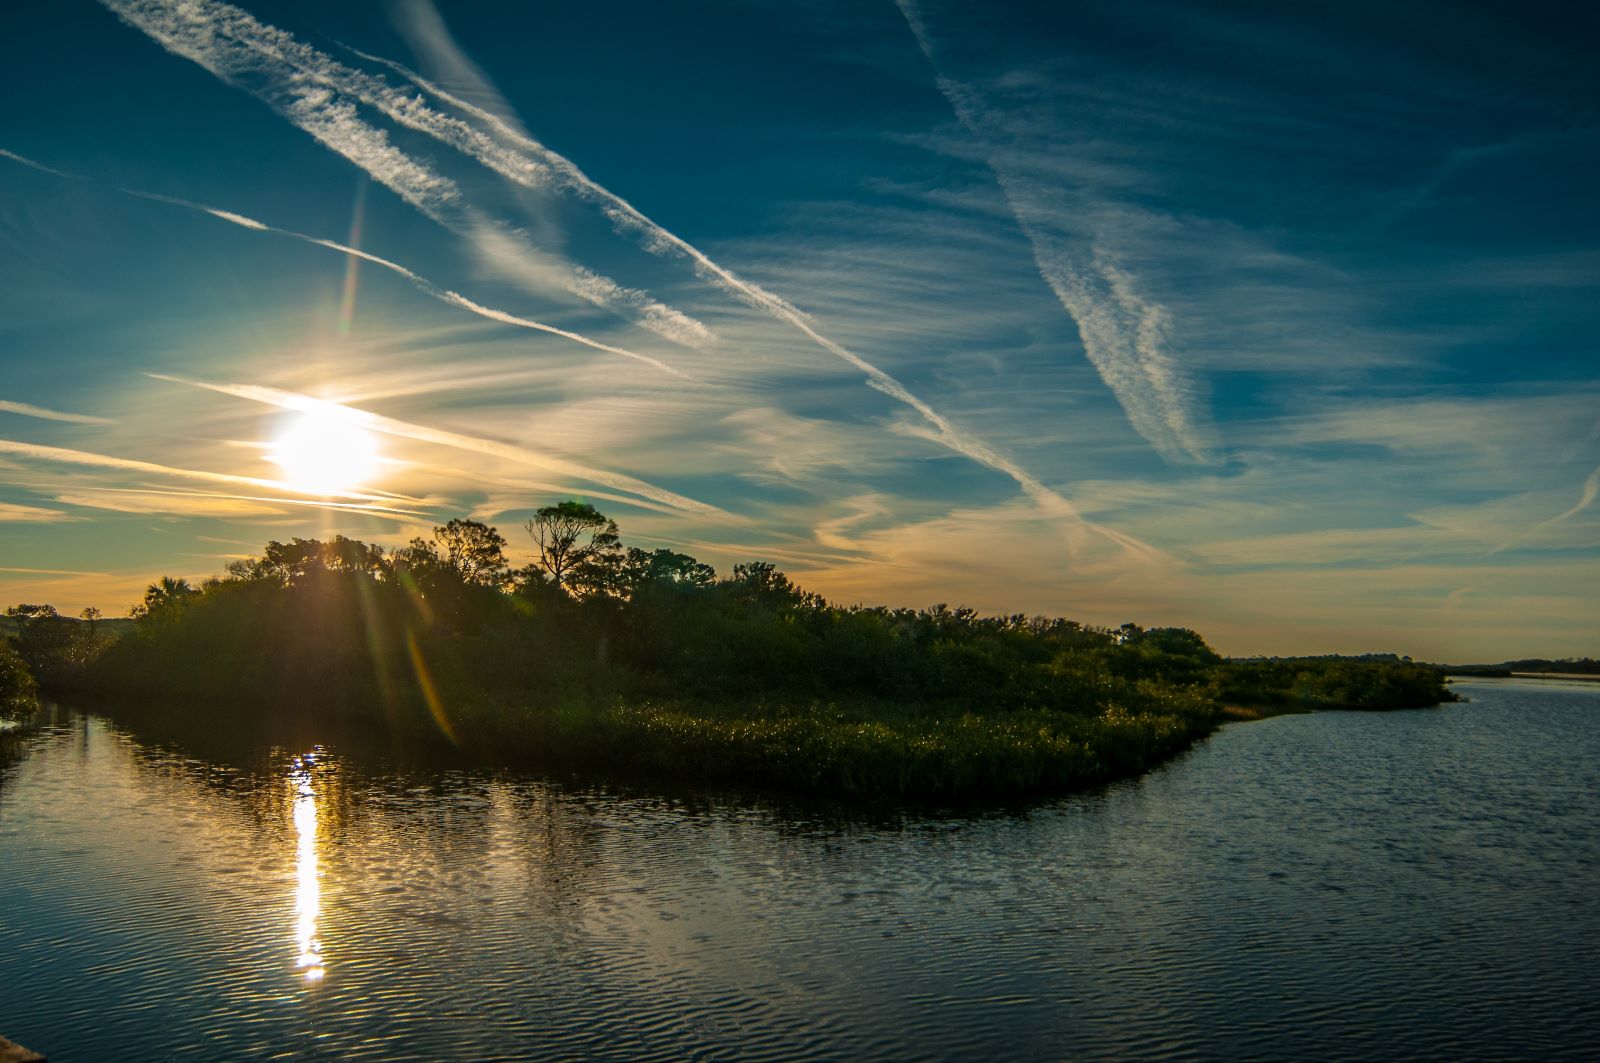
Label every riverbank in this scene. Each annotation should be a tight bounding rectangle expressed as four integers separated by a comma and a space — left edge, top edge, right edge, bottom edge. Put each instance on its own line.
86, 686, 1226, 802
0, 1033, 46, 1063
17, 522, 1453, 802
1510, 672, 1600, 682
1221, 703, 1312, 722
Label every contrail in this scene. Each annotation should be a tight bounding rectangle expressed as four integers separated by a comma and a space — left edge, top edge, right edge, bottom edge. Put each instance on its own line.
149, 375, 731, 519
0, 399, 115, 425
120, 188, 686, 376
98, 0, 717, 351
0, 150, 687, 377
1489, 462, 1600, 555
343, 6, 1163, 556
99, 0, 1156, 556
1541, 463, 1600, 528
894, 0, 1219, 466
0, 148, 74, 178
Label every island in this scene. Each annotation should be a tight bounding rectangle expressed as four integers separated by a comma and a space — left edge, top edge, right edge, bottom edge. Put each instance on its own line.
4, 503, 1455, 800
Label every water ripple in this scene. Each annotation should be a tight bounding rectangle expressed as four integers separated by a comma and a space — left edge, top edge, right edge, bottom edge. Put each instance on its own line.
1, 681, 1597, 1059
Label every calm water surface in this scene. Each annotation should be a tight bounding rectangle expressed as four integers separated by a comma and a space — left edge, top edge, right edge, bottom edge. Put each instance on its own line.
3, 679, 1597, 1061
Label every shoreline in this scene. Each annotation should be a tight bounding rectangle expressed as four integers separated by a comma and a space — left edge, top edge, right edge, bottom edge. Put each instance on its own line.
1222, 703, 1312, 722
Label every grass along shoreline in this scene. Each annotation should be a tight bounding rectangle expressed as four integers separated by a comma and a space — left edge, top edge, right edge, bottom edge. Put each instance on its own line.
10, 512, 1454, 801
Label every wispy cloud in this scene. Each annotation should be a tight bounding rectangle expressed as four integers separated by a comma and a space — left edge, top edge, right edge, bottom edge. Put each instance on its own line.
100, 0, 1151, 552
356, 4, 1160, 556
98, 0, 714, 350
464, 218, 714, 351
1541, 462, 1600, 527
790, 494, 1179, 616
1244, 391, 1600, 480
1492, 461, 1600, 555
0, 148, 73, 178
0, 399, 115, 425
0, 501, 76, 523
6, 146, 687, 375
386, 0, 523, 129
895, 0, 1220, 466
54, 486, 425, 520
1561, 416, 1600, 462
120, 187, 685, 376
149, 375, 730, 519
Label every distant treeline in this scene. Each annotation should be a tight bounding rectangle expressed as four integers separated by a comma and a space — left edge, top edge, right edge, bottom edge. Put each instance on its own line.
1445, 658, 1600, 677
4, 504, 1453, 798
1216, 657, 1455, 710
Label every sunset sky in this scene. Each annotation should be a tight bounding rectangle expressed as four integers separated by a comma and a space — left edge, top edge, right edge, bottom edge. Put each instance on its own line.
2, 0, 1596, 661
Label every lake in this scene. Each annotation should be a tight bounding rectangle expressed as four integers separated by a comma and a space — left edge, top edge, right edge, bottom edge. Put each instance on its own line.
3, 678, 1597, 1060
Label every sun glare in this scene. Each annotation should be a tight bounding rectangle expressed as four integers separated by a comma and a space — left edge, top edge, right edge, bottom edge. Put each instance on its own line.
269, 407, 380, 496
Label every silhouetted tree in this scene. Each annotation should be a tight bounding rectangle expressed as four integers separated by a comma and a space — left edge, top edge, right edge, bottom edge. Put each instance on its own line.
727, 562, 815, 610
5, 603, 58, 623
620, 547, 715, 595
526, 501, 621, 597
432, 519, 510, 587
389, 537, 443, 577
508, 562, 567, 611
132, 576, 199, 619
1137, 627, 1220, 663
232, 537, 385, 585
322, 535, 387, 576
6, 602, 98, 682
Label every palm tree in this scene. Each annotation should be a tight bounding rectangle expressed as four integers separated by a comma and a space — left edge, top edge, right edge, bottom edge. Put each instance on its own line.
134, 576, 197, 619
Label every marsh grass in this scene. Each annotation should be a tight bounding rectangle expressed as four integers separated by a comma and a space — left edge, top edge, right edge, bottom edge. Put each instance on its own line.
24, 524, 1448, 801
441, 692, 1221, 799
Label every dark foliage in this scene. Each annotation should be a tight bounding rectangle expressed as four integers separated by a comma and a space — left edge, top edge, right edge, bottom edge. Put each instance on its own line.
16, 502, 1452, 798
5, 604, 103, 690
0, 638, 37, 716
1217, 657, 1455, 710
1447, 658, 1599, 677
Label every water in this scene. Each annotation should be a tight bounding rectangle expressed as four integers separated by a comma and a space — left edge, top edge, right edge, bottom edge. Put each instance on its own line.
2, 679, 1597, 1061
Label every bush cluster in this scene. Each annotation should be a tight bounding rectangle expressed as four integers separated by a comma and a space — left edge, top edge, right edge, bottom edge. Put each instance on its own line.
13, 504, 1451, 797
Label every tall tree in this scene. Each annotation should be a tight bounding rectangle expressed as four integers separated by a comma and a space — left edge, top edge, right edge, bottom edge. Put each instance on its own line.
239, 537, 386, 585
133, 577, 197, 619
525, 501, 621, 596
431, 519, 510, 587
620, 547, 715, 595
730, 561, 795, 599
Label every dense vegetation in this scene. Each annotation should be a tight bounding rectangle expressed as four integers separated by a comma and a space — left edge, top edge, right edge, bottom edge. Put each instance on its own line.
1217, 657, 1456, 710
1446, 658, 1600, 677
0, 638, 38, 719
6, 505, 1453, 799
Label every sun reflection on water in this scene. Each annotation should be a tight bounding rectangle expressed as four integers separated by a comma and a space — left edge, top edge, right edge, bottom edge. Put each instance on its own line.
290, 751, 325, 983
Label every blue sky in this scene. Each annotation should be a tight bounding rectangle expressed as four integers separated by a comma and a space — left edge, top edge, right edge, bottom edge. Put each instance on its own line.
1, 0, 1596, 661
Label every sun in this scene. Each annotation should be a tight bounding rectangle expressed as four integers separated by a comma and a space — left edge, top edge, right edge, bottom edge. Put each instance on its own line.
268, 406, 381, 496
